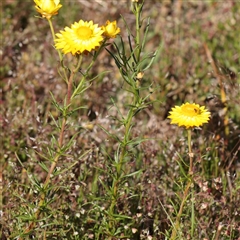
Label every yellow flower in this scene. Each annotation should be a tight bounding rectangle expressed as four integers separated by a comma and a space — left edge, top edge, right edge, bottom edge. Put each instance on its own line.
33, 0, 62, 20
55, 20, 104, 55
102, 20, 120, 38
168, 102, 211, 128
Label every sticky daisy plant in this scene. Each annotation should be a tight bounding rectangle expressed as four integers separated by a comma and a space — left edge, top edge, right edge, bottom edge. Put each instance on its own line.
168, 102, 210, 129
102, 20, 121, 39
55, 20, 104, 55
168, 102, 211, 174
168, 102, 211, 240
18, 1, 120, 238
95, 0, 161, 238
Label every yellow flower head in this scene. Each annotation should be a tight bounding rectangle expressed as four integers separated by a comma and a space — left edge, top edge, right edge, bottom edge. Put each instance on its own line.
102, 20, 120, 39
168, 102, 211, 129
55, 20, 104, 55
33, 0, 62, 20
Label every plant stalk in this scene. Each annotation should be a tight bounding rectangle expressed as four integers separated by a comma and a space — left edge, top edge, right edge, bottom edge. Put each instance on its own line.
20, 60, 78, 238
170, 128, 193, 239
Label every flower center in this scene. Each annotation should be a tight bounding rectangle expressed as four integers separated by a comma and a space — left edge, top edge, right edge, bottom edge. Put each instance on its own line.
182, 104, 200, 117
76, 26, 93, 40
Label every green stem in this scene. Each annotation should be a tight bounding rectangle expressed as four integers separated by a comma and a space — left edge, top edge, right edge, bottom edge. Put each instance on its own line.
187, 128, 193, 174
133, 1, 143, 63
118, 107, 135, 174
108, 0, 143, 229
71, 41, 106, 100
109, 94, 136, 215
190, 189, 195, 237
170, 181, 191, 240
135, 4, 141, 62
170, 128, 193, 240
48, 19, 62, 62
20, 56, 81, 238
48, 19, 68, 83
